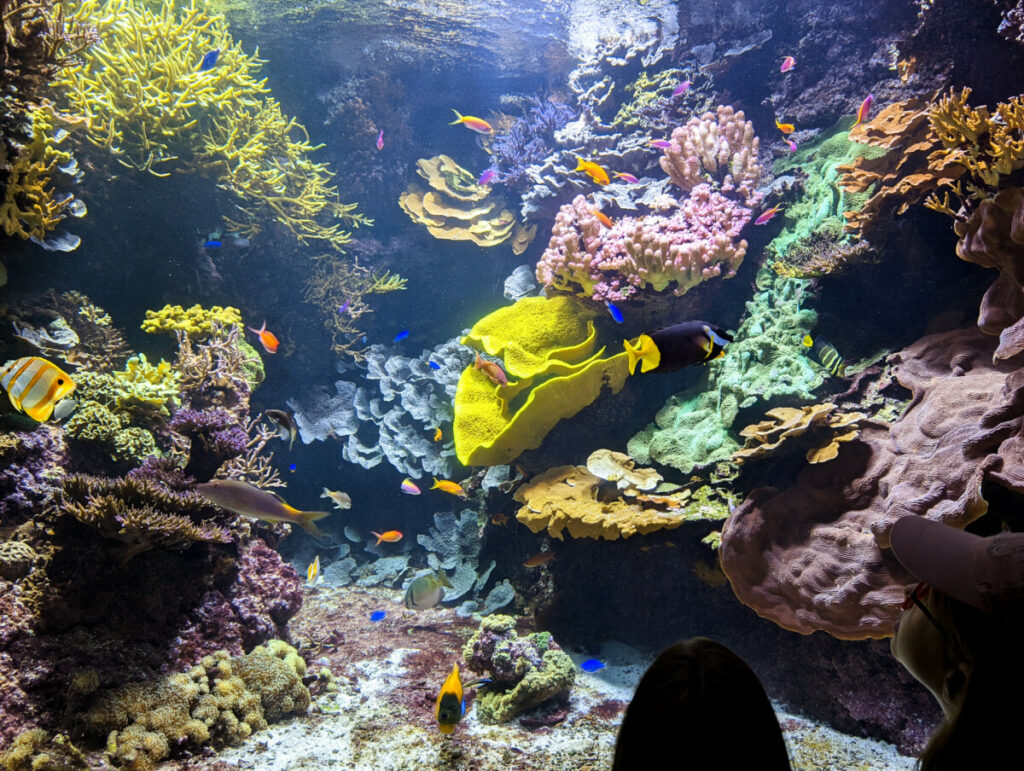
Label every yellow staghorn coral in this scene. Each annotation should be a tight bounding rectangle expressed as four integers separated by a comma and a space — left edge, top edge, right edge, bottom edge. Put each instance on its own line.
141, 304, 242, 337
0, 106, 83, 244
57, 0, 368, 249
399, 155, 516, 247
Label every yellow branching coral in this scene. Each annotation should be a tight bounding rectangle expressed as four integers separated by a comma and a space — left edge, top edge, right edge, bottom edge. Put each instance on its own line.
58, 0, 368, 249
0, 106, 84, 245
399, 155, 516, 247
141, 304, 242, 337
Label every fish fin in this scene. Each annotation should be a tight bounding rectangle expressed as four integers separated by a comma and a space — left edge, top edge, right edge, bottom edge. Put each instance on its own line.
448, 109, 464, 125
437, 571, 454, 589
294, 517, 324, 538
636, 335, 660, 373
623, 338, 641, 375
302, 509, 332, 522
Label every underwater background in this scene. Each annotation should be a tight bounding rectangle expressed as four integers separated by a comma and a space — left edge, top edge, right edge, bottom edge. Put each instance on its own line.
3, 0, 1024, 767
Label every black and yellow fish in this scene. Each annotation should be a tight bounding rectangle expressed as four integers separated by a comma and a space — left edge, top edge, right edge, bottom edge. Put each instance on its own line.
0, 356, 76, 421
624, 321, 733, 375
435, 662, 490, 734
802, 334, 846, 377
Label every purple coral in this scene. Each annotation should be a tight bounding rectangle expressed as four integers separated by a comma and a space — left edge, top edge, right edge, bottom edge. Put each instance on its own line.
488, 98, 575, 191
0, 426, 68, 524
169, 408, 247, 482
537, 185, 751, 302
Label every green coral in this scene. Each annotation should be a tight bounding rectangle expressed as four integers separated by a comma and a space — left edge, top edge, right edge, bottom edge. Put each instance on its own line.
80, 644, 309, 770
768, 123, 887, 277
628, 264, 822, 474
611, 68, 712, 131
74, 355, 180, 422
0, 729, 90, 771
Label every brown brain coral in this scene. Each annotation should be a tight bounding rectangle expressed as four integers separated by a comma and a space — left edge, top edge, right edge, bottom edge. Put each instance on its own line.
720, 327, 1024, 639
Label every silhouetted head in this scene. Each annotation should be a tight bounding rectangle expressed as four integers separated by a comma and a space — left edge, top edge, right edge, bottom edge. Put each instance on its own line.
613, 637, 791, 770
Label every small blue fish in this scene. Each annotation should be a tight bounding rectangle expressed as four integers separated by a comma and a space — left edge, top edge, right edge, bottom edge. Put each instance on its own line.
428, 361, 441, 370
580, 658, 605, 672
393, 330, 410, 342
369, 610, 386, 622
289, 463, 297, 473
203, 240, 222, 249
199, 49, 220, 71
338, 300, 350, 315
605, 301, 624, 323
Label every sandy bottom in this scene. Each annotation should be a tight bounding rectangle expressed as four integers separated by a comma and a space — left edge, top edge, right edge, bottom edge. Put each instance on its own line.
180, 585, 916, 771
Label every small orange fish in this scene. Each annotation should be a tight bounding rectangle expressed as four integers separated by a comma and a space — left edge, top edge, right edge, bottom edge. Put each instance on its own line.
431, 478, 465, 496
523, 552, 555, 568
474, 353, 508, 385
574, 156, 610, 186
371, 530, 403, 545
491, 513, 509, 527
449, 109, 493, 134
592, 208, 613, 228
247, 320, 279, 354
433, 427, 442, 442
774, 118, 794, 135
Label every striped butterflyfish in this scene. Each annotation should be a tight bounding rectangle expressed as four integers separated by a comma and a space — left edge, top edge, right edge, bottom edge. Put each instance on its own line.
0, 357, 76, 421
624, 321, 733, 375
802, 334, 846, 377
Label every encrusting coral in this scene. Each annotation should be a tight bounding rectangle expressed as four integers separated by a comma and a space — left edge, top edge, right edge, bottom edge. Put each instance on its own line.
79, 642, 308, 770
140, 304, 243, 338
398, 154, 517, 246
461, 615, 575, 724
58, 0, 368, 249
453, 296, 629, 466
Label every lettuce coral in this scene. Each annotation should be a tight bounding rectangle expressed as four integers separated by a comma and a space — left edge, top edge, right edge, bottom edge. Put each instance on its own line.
453, 296, 629, 466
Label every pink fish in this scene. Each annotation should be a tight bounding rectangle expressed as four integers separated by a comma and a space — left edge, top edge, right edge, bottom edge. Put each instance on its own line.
780, 56, 796, 73
852, 94, 874, 128
754, 205, 784, 225
376, 129, 384, 150
478, 169, 496, 186
613, 172, 639, 183
649, 139, 672, 149
672, 80, 691, 96
787, 139, 798, 153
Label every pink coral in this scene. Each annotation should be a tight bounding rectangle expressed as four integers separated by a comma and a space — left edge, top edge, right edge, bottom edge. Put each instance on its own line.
536, 185, 750, 302
660, 105, 763, 207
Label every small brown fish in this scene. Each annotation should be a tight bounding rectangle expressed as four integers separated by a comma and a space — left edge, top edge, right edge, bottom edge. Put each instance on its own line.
195, 479, 330, 537
491, 513, 509, 527
523, 552, 555, 568
266, 409, 297, 451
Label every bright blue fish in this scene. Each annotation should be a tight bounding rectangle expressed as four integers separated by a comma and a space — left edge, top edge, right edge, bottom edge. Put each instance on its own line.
288, 463, 297, 472
428, 361, 441, 370
338, 300, 350, 315
605, 301, 624, 323
393, 330, 410, 342
199, 49, 220, 71
203, 240, 222, 249
369, 610, 386, 622
580, 658, 605, 672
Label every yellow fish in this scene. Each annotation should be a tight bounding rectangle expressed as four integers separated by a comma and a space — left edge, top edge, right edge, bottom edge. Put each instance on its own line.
802, 334, 847, 377
307, 555, 320, 585
0, 356, 76, 422
574, 156, 610, 185
195, 479, 331, 537
433, 427, 442, 442
435, 662, 490, 734
431, 478, 465, 496
448, 109, 493, 134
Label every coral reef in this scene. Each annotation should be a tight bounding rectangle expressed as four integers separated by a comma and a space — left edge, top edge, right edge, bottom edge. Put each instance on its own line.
462, 615, 575, 724
0, 729, 88, 771
733, 405, 869, 465
487, 98, 575, 192
140, 304, 243, 338
453, 296, 629, 466
953, 186, 1024, 362
169, 408, 247, 483
0, 426, 67, 523
537, 184, 750, 302
720, 328, 1024, 639
79, 642, 308, 769
398, 155, 516, 246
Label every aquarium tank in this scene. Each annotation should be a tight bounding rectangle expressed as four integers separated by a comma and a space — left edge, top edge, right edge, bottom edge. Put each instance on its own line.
3, 0, 1024, 767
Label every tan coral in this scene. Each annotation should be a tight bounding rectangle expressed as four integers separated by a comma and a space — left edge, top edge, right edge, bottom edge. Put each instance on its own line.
398, 154, 515, 247
585, 448, 662, 491
733, 405, 869, 465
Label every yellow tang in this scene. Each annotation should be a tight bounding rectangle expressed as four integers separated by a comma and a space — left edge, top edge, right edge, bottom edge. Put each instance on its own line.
0, 357, 76, 421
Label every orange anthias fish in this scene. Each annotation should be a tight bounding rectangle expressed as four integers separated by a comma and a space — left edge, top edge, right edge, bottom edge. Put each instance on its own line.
523, 552, 555, 568
371, 530, 403, 545
754, 204, 784, 225
592, 208, 613, 228
474, 353, 508, 385
574, 156, 610, 185
449, 109, 493, 134
433, 427, 442, 442
247, 320, 279, 354
774, 118, 795, 134
852, 94, 874, 128
432, 478, 465, 497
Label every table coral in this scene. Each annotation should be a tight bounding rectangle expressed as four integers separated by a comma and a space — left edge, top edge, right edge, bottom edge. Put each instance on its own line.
537, 184, 750, 302
720, 327, 1024, 639
453, 296, 629, 466
953, 186, 1024, 362
398, 154, 516, 246
733, 405, 869, 465
461, 615, 575, 724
